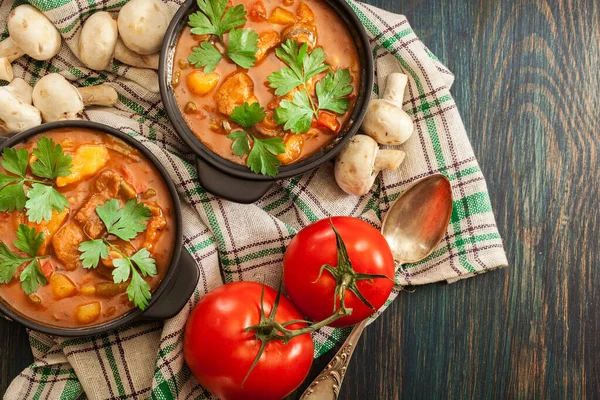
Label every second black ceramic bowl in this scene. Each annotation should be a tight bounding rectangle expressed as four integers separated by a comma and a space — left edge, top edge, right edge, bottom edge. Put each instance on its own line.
159, 0, 374, 203
0, 120, 199, 337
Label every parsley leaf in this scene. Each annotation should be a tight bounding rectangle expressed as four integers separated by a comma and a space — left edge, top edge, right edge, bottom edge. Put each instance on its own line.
127, 269, 152, 310
227, 28, 258, 69
228, 131, 251, 157
267, 40, 328, 96
247, 136, 285, 177
25, 183, 69, 224
0, 242, 29, 284
316, 69, 353, 113
230, 102, 266, 128
20, 259, 47, 295
30, 137, 72, 180
274, 90, 315, 134
78, 240, 109, 269
1, 148, 29, 177
130, 248, 157, 277
113, 249, 156, 309
96, 199, 151, 241
14, 225, 45, 257
0, 180, 26, 213
188, 42, 223, 73
0, 225, 48, 294
188, 0, 246, 39
0, 148, 29, 213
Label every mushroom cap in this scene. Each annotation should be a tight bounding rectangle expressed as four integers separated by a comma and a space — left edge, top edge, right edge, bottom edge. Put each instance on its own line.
361, 99, 414, 145
32, 73, 84, 122
6, 77, 33, 104
117, 0, 171, 55
334, 135, 379, 196
79, 12, 118, 71
7, 5, 61, 61
0, 87, 41, 136
0, 58, 13, 82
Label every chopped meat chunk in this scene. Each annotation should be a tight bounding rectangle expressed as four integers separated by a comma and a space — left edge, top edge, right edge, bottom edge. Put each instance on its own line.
143, 202, 167, 253
255, 30, 280, 63
75, 170, 121, 239
28, 209, 69, 255
52, 223, 86, 271
214, 72, 258, 115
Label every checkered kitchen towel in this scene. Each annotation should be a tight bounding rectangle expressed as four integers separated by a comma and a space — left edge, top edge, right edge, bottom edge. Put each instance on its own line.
2, 0, 508, 398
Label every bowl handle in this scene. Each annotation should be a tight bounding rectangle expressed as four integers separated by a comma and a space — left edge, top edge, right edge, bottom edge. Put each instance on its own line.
141, 247, 199, 320
195, 157, 274, 204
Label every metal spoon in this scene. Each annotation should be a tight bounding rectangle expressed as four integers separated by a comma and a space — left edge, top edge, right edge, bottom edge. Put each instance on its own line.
300, 174, 453, 400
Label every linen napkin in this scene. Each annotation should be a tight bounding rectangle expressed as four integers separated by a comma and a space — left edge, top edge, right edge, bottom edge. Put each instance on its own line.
2, 0, 508, 398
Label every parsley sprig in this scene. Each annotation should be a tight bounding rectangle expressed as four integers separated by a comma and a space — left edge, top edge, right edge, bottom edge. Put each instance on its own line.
227, 103, 285, 177
0, 137, 72, 223
78, 199, 157, 310
266, 40, 354, 134
187, 0, 259, 71
0, 225, 49, 295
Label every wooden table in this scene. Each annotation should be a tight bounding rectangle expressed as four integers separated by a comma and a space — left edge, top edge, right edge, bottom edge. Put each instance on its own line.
2, 0, 599, 398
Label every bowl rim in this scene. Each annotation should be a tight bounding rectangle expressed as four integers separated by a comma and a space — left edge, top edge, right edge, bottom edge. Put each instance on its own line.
0, 120, 184, 337
159, 0, 374, 181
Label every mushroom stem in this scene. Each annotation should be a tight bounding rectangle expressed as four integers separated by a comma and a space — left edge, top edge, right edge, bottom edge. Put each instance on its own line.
114, 38, 159, 70
381, 73, 408, 104
374, 149, 406, 172
78, 85, 119, 106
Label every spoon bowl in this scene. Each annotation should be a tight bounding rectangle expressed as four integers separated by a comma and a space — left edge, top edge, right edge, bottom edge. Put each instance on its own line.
381, 174, 453, 265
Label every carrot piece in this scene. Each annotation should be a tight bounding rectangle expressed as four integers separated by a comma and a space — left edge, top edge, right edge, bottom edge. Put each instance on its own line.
296, 2, 315, 23
317, 111, 341, 133
248, 0, 267, 22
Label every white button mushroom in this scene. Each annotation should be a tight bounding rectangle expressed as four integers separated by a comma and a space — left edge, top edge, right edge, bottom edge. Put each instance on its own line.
0, 38, 25, 82
117, 0, 171, 55
0, 6, 62, 82
0, 79, 41, 136
79, 12, 119, 71
7, 5, 61, 61
361, 73, 415, 145
114, 37, 159, 70
335, 135, 406, 196
32, 73, 119, 122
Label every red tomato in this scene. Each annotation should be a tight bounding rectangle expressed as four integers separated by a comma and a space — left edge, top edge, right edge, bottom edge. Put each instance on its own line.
284, 217, 395, 327
184, 282, 314, 400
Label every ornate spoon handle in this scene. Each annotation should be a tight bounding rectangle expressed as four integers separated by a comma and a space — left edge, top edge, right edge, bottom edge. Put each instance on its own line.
300, 319, 368, 400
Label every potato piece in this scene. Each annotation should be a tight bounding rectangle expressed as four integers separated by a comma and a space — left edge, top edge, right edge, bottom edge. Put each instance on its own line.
215, 72, 258, 115
255, 30, 281, 63
80, 285, 96, 296
186, 71, 220, 95
28, 210, 68, 255
268, 7, 295, 25
277, 135, 304, 165
50, 273, 77, 299
74, 302, 101, 324
56, 145, 110, 187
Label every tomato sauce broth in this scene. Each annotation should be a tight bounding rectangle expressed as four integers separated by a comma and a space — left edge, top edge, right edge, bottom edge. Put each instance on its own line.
0, 128, 176, 328
172, 0, 360, 164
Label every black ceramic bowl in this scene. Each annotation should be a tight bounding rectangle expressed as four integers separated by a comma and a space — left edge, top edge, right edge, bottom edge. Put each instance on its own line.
159, 0, 374, 203
0, 120, 199, 337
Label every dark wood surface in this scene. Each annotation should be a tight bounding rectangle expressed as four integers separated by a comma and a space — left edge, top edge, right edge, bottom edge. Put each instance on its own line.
2, 0, 599, 398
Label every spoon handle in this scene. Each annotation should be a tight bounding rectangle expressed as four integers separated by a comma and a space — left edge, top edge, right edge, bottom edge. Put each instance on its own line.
300, 319, 368, 400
